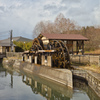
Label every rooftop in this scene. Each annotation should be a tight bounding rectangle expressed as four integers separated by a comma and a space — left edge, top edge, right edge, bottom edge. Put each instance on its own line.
41, 33, 89, 41
0, 36, 32, 46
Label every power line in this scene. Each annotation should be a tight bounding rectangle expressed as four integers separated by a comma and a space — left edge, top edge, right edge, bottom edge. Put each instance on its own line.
0, 34, 9, 36
0, 30, 11, 40
0, 30, 10, 34
0, 34, 10, 39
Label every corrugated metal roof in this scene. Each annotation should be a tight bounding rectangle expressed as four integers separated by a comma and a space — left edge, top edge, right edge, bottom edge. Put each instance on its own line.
41, 33, 89, 41
0, 36, 32, 43
13, 36, 32, 42
0, 43, 16, 47
0, 36, 32, 46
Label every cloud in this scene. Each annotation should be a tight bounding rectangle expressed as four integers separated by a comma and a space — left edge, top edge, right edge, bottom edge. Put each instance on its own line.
0, 0, 100, 40
0, 6, 5, 12
93, 6, 100, 25
44, 4, 58, 10
61, 0, 80, 3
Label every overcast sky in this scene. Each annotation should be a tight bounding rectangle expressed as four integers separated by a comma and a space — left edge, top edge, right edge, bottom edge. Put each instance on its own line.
0, 0, 100, 39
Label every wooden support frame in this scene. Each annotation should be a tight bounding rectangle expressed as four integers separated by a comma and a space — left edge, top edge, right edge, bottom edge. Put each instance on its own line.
76, 41, 79, 55
72, 41, 73, 55
82, 40, 84, 55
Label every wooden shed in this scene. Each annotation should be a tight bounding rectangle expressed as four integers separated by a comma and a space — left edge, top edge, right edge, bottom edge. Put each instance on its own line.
38, 33, 89, 55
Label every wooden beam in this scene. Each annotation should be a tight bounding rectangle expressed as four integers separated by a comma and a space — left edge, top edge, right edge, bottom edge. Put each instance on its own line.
72, 41, 73, 54
82, 41, 84, 55
76, 41, 78, 54
38, 50, 55, 53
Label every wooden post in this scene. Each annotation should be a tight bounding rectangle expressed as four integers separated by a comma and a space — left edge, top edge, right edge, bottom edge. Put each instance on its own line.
72, 41, 73, 55
82, 41, 84, 55
35, 81, 37, 88
29, 55, 32, 63
41, 55, 45, 65
99, 55, 100, 67
22, 55, 24, 61
35, 56, 37, 64
76, 41, 78, 55
25, 54, 27, 61
47, 56, 52, 67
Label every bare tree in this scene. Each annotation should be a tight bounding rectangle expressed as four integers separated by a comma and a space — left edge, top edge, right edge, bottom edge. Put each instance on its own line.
33, 13, 78, 36
54, 13, 78, 34
33, 13, 100, 51
81, 26, 100, 51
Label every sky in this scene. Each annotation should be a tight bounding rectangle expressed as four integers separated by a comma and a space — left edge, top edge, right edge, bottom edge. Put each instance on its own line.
0, 0, 100, 39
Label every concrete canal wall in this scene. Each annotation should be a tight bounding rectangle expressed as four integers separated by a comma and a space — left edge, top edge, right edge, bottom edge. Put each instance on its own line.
6, 52, 23, 58
3, 59, 73, 88
70, 55, 100, 66
3, 57, 100, 97
74, 79, 100, 100
72, 70, 100, 97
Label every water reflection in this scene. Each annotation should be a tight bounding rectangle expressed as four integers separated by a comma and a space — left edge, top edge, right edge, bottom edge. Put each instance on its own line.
73, 79, 100, 100
0, 64, 7, 77
22, 73, 72, 100
0, 64, 100, 100
0, 64, 20, 89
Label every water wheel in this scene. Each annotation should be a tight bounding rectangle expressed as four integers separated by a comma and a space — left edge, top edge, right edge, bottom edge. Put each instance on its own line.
47, 40, 70, 68
30, 38, 43, 64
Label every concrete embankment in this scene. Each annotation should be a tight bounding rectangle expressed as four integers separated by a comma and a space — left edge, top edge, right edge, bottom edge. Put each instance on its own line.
3, 58, 73, 88
72, 69, 100, 97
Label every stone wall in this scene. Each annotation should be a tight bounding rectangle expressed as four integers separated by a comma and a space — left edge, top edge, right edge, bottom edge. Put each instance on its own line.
72, 70, 100, 97
74, 79, 100, 100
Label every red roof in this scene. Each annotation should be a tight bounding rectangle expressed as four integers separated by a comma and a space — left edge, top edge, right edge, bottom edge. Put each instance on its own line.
41, 33, 89, 41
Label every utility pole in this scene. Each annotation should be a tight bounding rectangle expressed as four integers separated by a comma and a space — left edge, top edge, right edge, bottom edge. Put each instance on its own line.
10, 30, 13, 52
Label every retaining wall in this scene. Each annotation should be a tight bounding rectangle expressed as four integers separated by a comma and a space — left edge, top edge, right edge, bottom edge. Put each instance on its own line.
70, 55, 100, 66
72, 70, 100, 97
3, 59, 73, 88
6, 52, 23, 58
74, 79, 100, 100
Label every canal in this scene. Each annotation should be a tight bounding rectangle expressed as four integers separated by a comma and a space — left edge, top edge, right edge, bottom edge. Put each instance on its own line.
0, 64, 100, 100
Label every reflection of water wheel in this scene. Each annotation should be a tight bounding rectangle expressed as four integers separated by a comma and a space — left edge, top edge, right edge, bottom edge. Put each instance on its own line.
47, 40, 70, 68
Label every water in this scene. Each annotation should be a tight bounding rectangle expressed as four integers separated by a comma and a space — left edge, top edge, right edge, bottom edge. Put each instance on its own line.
0, 64, 100, 100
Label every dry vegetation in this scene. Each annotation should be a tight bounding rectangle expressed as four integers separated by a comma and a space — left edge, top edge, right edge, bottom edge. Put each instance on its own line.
80, 65, 100, 74
33, 13, 100, 52
85, 49, 100, 54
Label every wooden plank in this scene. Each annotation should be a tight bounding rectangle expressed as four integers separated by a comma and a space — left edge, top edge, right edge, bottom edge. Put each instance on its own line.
38, 50, 55, 53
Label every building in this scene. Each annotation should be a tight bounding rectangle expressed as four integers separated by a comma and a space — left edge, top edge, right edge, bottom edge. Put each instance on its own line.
23, 33, 89, 68
0, 36, 32, 53
39, 33, 89, 55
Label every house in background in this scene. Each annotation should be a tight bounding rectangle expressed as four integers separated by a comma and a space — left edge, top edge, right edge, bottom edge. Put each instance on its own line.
0, 36, 32, 53
0, 42, 16, 53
